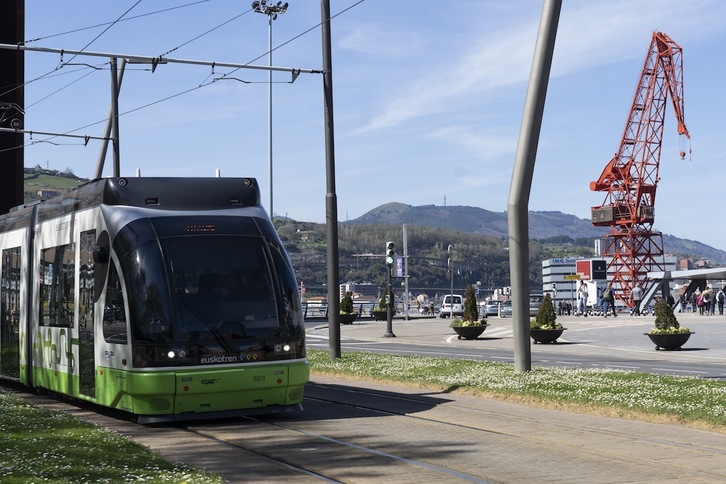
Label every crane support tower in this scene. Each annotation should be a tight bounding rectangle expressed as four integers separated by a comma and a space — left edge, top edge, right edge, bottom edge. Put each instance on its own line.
590, 31, 690, 309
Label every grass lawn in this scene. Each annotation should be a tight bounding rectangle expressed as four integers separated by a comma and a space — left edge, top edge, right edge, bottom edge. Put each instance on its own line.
0, 391, 222, 483
308, 349, 726, 432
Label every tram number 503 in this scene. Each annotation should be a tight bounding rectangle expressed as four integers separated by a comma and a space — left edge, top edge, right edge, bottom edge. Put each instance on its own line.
252, 375, 266, 382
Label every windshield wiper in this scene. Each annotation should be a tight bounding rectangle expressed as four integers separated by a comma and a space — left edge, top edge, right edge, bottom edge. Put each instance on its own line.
175, 290, 236, 354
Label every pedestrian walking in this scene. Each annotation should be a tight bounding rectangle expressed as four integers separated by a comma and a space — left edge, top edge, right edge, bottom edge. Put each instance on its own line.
601, 281, 615, 318
702, 287, 713, 316
576, 280, 589, 317
717, 288, 725, 315
631, 284, 643, 316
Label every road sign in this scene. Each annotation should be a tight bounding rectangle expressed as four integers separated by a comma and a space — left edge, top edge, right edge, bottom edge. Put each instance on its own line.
563, 274, 581, 281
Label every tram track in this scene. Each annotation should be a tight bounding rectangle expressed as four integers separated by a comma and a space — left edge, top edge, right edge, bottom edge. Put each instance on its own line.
179, 412, 493, 483
305, 382, 726, 455
167, 379, 726, 483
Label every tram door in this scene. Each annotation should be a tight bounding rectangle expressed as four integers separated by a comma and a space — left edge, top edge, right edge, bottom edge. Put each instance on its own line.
1, 247, 22, 379
78, 230, 96, 398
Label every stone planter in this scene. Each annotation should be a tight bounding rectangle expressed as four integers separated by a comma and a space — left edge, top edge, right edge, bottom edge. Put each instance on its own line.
338, 313, 358, 325
372, 309, 393, 321
530, 328, 565, 344
452, 324, 488, 340
645, 332, 694, 351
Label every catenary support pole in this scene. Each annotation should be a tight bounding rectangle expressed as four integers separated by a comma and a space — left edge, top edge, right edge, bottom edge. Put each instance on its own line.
321, 0, 341, 359
110, 57, 121, 177
95, 58, 126, 179
508, 0, 561, 372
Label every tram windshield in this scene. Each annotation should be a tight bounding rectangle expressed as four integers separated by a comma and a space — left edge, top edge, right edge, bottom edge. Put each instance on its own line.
115, 216, 304, 368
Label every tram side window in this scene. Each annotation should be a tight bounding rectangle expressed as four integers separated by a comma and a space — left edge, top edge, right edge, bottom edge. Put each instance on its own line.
40, 244, 75, 327
79, 230, 96, 330
1, 247, 22, 335
103, 262, 128, 344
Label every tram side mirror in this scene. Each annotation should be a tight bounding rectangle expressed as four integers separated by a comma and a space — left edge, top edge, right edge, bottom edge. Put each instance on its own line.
93, 245, 109, 264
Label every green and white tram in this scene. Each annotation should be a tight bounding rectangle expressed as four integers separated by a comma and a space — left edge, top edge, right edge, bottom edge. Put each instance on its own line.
0, 177, 308, 423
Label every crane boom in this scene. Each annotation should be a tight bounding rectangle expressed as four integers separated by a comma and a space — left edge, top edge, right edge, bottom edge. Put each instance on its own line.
589, 31, 690, 309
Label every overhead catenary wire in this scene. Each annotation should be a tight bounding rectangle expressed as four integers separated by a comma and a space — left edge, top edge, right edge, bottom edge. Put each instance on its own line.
23, 0, 213, 45
8, 0, 368, 153
0, 2, 143, 100
58, 0, 143, 69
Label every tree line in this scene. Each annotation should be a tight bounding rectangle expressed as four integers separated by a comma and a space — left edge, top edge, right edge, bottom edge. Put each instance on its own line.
274, 220, 596, 299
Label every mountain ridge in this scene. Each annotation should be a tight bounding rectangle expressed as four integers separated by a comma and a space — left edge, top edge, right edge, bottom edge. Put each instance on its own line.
346, 202, 725, 264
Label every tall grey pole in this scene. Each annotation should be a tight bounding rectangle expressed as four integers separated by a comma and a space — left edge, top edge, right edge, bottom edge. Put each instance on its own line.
403, 223, 409, 320
267, 14, 274, 218
448, 244, 454, 318
507, 0, 561, 372
252, 1, 287, 218
95, 58, 126, 179
321, 0, 341, 358
110, 57, 121, 177
383, 264, 395, 337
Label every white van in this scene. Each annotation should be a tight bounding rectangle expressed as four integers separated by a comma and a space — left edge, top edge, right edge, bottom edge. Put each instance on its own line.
439, 295, 464, 318
529, 293, 544, 317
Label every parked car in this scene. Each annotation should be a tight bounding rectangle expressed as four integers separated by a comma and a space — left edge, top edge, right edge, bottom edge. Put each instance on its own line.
439, 294, 464, 318
500, 299, 512, 317
529, 293, 545, 317
481, 300, 501, 317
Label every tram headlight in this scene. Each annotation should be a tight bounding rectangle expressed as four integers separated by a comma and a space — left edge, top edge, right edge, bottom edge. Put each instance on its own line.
167, 349, 187, 359
274, 343, 292, 354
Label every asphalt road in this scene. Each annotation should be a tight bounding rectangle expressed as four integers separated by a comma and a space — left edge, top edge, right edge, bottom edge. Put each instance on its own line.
305, 311, 726, 379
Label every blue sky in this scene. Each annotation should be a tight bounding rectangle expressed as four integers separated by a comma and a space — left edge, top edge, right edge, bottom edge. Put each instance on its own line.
17, 1, 726, 251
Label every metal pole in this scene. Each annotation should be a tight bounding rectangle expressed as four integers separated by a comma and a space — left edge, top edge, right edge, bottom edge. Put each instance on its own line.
321, 0, 341, 358
383, 264, 395, 337
448, 244, 454, 318
403, 223, 409, 320
267, 14, 274, 218
110, 57, 121, 177
507, 0, 562, 372
251, 1, 289, 218
95, 58, 126, 179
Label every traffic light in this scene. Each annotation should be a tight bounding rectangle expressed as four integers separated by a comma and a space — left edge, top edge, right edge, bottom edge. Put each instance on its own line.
385, 241, 395, 266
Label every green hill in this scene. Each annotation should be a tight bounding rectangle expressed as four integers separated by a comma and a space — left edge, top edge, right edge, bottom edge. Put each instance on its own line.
23, 167, 87, 204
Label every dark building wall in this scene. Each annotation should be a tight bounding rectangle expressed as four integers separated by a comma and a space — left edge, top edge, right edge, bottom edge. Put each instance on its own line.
0, 0, 25, 214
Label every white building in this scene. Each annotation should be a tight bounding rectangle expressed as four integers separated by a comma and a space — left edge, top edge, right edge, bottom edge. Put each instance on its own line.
542, 255, 678, 309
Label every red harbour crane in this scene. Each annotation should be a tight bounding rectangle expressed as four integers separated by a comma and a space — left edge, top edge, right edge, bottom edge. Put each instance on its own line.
590, 31, 690, 309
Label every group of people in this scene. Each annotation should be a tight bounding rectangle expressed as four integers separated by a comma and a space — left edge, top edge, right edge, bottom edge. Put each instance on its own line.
574, 280, 619, 318
687, 286, 725, 315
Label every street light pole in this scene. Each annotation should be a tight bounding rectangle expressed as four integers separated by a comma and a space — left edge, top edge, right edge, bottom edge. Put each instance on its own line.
252, 1, 288, 219
448, 244, 454, 318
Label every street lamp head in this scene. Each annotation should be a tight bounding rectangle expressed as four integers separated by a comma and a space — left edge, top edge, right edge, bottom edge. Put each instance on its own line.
252, 0, 288, 17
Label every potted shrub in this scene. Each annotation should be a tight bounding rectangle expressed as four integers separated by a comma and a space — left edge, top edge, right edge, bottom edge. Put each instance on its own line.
372, 286, 395, 321
529, 293, 566, 343
338, 291, 358, 325
645, 299, 693, 350
450, 284, 488, 340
